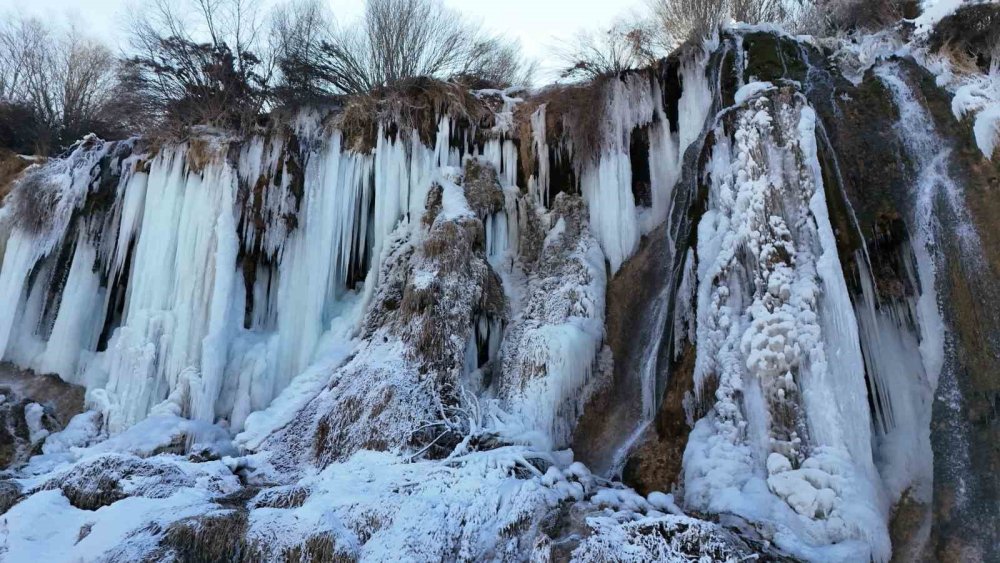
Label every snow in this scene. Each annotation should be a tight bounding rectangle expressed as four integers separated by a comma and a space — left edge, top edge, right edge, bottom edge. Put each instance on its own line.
40, 411, 103, 456
0, 473, 232, 562
242, 448, 576, 561
734, 81, 775, 105
913, 0, 964, 35
683, 91, 889, 561
952, 71, 1000, 159
85, 415, 234, 459
439, 173, 475, 220
24, 403, 49, 445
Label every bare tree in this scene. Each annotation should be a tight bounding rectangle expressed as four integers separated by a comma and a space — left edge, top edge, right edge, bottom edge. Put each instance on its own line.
312, 0, 533, 95
556, 20, 663, 80
648, 0, 789, 48
731, 0, 788, 25
0, 16, 118, 152
45, 29, 117, 135
0, 17, 45, 101
270, 0, 335, 104
650, 0, 728, 48
123, 0, 274, 131
810, 0, 905, 33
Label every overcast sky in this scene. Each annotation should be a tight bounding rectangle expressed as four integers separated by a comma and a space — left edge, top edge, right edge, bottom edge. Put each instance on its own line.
8, 0, 646, 81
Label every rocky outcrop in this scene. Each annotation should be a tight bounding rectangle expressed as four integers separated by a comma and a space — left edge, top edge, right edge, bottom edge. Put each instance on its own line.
0, 363, 84, 469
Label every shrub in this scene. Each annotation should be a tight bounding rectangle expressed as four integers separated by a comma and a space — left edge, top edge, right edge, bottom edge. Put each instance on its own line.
930, 3, 1000, 72
272, 0, 534, 102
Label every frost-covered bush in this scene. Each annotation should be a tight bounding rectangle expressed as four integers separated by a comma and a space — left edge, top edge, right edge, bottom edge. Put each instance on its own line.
813, 0, 911, 33
46, 453, 194, 510
571, 514, 760, 562
929, 3, 1000, 72
259, 162, 509, 467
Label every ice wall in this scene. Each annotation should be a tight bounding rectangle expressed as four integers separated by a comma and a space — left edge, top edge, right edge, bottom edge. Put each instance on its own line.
0, 72, 658, 442
0, 127, 441, 434
681, 87, 891, 560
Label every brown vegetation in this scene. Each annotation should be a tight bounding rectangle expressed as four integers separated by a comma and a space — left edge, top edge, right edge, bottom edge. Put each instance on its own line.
337, 77, 493, 153
50, 454, 193, 510
0, 148, 32, 203
0, 17, 121, 154
803, 0, 914, 34
649, 0, 788, 48
930, 3, 1000, 73
461, 159, 505, 217
159, 510, 250, 562
515, 77, 610, 171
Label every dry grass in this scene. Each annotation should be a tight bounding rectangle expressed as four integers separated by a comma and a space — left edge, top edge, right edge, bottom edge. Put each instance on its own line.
417, 218, 483, 274
51, 455, 192, 511
421, 183, 444, 227
250, 485, 310, 510
338, 77, 493, 153
935, 43, 992, 77
282, 534, 358, 563
5, 170, 58, 234
929, 3, 1000, 72
462, 159, 505, 217
160, 510, 250, 563
0, 149, 34, 205
514, 77, 611, 173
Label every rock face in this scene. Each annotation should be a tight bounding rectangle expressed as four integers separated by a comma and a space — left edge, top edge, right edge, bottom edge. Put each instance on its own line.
0, 363, 84, 469
0, 21, 998, 563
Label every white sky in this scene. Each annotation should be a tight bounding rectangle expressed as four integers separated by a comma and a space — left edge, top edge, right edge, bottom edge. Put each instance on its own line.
7, 0, 646, 81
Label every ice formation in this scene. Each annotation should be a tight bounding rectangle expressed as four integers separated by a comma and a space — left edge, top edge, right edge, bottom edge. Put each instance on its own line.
1, 8, 997, 560
682, 88, 890, 560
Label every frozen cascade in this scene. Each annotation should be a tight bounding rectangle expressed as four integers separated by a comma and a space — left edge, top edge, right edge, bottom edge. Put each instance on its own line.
544, 47, 713, 274
0, 124, 447, 435
0, 231, 45, 361
875, 61, 991, 519
876, 63, 984, 269
0, 139, 112, 362
852, 255, 937, 502
801, 65, 943, 505
0, 95, 630, 441
35, 234, 107, 380
683, 89, 890, 561
2, 26, 997, 562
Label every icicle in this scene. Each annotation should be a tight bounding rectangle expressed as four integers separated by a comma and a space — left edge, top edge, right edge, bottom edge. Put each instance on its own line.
0, 231, 40, 359
528, 105, 550, 207
642, 79, 682, 234
36, 234, 107, 382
